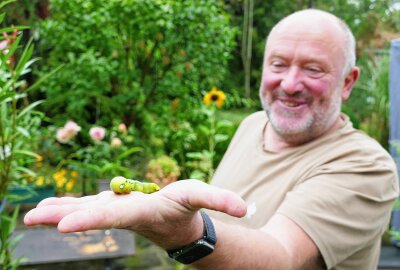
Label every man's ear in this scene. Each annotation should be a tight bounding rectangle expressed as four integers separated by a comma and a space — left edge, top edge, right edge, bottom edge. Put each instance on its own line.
341, 67, 360, 101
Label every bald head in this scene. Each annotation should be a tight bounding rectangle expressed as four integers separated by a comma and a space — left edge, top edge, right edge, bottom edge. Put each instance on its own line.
266, 9, 356, 76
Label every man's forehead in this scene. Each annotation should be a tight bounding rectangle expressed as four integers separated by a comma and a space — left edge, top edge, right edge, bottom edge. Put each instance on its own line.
268, 10, 346, 44
265, 12, 346, 55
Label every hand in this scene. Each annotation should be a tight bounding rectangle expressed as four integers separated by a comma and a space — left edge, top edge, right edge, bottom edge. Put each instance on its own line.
24, 179, 247, 249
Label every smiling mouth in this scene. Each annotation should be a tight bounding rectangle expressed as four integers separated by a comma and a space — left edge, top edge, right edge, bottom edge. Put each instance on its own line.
280, 100, 305, 108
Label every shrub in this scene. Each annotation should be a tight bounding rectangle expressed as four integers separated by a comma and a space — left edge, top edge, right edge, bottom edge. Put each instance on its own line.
35, 0, 237, 146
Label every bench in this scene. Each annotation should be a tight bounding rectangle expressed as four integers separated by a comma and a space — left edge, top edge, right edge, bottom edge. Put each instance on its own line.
12, 228, 135, 269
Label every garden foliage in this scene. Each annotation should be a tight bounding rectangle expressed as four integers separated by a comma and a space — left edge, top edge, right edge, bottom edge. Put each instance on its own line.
1, 0, 396, 189
35, 0, 236, 142
27, 0, 240, 182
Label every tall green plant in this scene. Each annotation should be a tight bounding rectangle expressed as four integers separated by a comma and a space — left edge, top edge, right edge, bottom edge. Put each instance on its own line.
357, 54, 390, 148
0, 1, 55, 268
0, 1, 40, 199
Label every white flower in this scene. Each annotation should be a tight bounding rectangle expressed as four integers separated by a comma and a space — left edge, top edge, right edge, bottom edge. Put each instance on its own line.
89, 126, 106, 142
118, 123, 127, 133
111, 137, 122, 147
56, 128, 71, 143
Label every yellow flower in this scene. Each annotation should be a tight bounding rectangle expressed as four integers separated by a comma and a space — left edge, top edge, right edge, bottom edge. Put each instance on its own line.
36, 176, 45, 186
36, 154, 43, 168
53, 169, 67, 180
203, 86, 226, 108
55, 177, 67, 189
71, 171, 79, 178
66, 180, 75, 192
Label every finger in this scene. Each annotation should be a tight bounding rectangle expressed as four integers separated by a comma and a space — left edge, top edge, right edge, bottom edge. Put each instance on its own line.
36, 192, 113, 207
24, 204, 84, 226
57, 196, 150, 233
37, 196, 90, 207
163, 180, 247, 217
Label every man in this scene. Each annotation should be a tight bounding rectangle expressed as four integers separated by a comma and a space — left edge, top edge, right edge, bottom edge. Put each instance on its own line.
25, 9, 399, 269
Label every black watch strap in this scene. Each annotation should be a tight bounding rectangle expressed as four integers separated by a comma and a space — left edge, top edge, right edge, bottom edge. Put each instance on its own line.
200, 211, 217, 244
167, 211, 217, 264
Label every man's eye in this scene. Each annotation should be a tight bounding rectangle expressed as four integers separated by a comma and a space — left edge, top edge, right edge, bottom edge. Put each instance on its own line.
304, 66, 324, 77
306, 67, 321, 73
270, 62, 287, 71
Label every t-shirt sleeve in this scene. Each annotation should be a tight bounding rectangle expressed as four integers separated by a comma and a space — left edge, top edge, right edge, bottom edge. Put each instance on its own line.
277, 164, 398, 269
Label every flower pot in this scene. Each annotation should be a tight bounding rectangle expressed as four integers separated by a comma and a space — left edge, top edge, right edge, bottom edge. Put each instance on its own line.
97, 179, 111, 193
8, 185, 55, 205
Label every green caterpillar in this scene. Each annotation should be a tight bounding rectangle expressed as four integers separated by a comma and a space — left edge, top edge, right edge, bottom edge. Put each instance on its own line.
110, 176, 160, 194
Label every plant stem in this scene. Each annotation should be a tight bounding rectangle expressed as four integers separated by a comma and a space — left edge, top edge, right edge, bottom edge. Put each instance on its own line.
207, 106, 216, 183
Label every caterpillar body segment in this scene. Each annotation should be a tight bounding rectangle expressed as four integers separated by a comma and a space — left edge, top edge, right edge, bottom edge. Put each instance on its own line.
110, 176, 160, 194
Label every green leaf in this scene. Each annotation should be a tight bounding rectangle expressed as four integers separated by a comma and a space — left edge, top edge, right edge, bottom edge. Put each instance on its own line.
0, 91, 14, 103
19, 58, 40, 76
15, 39, 34, 78
2, 93, 26, 104
9, 234, 24, 251
16, 126, 30, 137
198, 125, 210, 136
1, 214, 12, 237
17, 100, 45, 120
10, 206, 20, 233
115, 146, 142, 162
216, 120, 233, 129
0, 13, 5, 24
0, 0, 16, 9
15, 166, 36, 177
186, 152, 204, 159
189, 170, 206, 180
13, 149, 37, 158
0, 25, 29, 35
214, 134, 229, 143
24, 64, 64, 93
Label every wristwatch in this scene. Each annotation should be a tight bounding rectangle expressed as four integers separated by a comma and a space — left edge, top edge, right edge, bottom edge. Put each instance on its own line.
167, 211, 217, 264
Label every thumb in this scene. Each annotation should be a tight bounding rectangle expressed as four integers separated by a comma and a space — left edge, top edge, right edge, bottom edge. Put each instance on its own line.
162, 179, 247, 218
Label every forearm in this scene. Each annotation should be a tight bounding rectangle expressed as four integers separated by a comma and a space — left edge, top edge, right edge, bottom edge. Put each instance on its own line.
192, 219, 323, 270
192, 220, 291, 270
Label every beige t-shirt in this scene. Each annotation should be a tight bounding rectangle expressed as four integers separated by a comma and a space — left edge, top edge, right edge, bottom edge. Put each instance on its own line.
210, 111, 399, 270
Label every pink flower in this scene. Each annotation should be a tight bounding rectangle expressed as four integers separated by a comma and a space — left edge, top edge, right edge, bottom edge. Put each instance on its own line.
89, 126, 106, 142
0, 40, 9, 54
118, 123, 127, 133
55, 120, 81, 144
111, 137, 122, 147
64, 121, 81, 136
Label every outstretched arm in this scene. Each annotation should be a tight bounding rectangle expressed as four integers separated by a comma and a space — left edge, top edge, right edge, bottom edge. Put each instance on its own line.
24, 180, 246, 249
24, 179, 323, 269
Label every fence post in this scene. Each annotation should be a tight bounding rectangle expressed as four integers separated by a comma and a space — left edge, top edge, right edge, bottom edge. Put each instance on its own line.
389, 38, 400, 247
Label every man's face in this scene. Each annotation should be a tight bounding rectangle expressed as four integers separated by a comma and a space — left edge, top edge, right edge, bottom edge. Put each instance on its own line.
260, 19, 348, 144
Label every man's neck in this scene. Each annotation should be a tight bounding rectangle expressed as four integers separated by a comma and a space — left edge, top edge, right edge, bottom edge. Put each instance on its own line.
263, 117, 344, 152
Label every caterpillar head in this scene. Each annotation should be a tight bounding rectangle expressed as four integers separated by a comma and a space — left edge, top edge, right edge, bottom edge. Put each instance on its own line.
110, 176, 127, 194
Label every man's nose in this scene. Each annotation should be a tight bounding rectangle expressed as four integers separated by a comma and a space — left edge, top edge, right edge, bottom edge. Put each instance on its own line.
280, 66, 304, 94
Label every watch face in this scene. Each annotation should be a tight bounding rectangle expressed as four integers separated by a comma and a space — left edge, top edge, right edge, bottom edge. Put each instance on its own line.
173, 239, 215, 264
